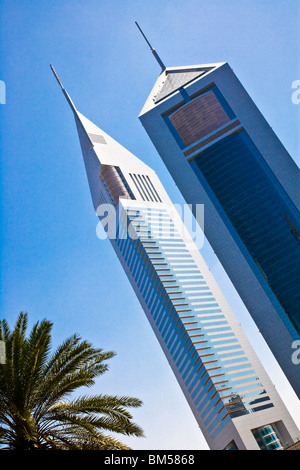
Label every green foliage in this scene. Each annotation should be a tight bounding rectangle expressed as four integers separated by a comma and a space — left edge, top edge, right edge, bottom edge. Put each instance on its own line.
0, 312, 144, 450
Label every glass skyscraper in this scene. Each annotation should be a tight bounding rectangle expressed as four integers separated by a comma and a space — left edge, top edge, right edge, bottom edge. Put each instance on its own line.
138, 60, 300, 399
51, 66, 299, 450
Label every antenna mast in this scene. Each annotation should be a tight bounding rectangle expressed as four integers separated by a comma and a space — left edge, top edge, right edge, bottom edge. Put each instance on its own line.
50, 64, 77, 114
135, 22, 166, 73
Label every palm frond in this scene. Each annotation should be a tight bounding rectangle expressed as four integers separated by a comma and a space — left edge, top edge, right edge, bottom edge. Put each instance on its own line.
0, 312, 144, 450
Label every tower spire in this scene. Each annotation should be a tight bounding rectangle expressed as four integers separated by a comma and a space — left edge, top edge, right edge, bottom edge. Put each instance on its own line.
135, 21, 166, 73
50, 64, 77, 114
50, 64, 96, 151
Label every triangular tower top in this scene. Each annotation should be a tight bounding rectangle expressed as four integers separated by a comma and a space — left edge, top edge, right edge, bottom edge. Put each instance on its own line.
50, 64, 154, 172
135, 22, 225, 113
140, 63, 225, 115
153, 67, 215, 104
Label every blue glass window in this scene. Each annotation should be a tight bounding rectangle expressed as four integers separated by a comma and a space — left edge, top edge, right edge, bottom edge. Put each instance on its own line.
190, 130, 300, 333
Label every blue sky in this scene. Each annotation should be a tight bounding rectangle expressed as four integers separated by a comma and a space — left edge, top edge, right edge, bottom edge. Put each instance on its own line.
0, 0, 299, 450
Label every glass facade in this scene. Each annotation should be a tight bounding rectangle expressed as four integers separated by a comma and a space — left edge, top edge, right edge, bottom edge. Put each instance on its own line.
190, 130, 300, 334
224, 440, 238, 450
165, 87, 300, 336
108, 201, 276, 441
252, 425, 283, 450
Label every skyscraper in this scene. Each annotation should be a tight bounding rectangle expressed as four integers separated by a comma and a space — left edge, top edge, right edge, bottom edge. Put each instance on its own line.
51, 65, 299, 450
138, 45, 300, 399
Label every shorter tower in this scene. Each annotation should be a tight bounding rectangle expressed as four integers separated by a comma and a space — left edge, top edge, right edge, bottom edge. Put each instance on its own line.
51, 66, 299, 450
137, 51, 300, 398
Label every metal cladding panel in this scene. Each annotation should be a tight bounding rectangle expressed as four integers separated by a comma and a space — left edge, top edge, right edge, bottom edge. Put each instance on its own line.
100, 166, 131, 204
169, 91, 231, 146
88, 133, 107, 145
154, 69, 208, 103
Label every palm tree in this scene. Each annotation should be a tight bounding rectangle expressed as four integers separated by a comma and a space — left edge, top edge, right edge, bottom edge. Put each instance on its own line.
0, 312, 144, 450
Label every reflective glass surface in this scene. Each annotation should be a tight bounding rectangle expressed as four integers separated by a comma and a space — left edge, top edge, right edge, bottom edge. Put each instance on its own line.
191, 130, 300, 333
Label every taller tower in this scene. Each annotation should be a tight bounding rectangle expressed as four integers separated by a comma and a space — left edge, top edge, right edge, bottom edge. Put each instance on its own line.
138, 45, 300, 399
51, 66, 299, 450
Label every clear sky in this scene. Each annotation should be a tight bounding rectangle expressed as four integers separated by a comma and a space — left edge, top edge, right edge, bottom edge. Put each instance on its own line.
0, 0, 299, 450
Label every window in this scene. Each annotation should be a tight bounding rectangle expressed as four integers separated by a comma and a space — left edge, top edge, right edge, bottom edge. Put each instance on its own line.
190, 129, 300, 333
224, 440, 238, 450
129, 173, 162, 202
252, 425, 283, 450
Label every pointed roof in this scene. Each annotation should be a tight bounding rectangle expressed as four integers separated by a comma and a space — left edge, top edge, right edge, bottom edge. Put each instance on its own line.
139, 63, 226, 115
134, 23, 216, 105
50, 65, 153, 173
153, 67, 215, 103
74, 111, 151, 171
